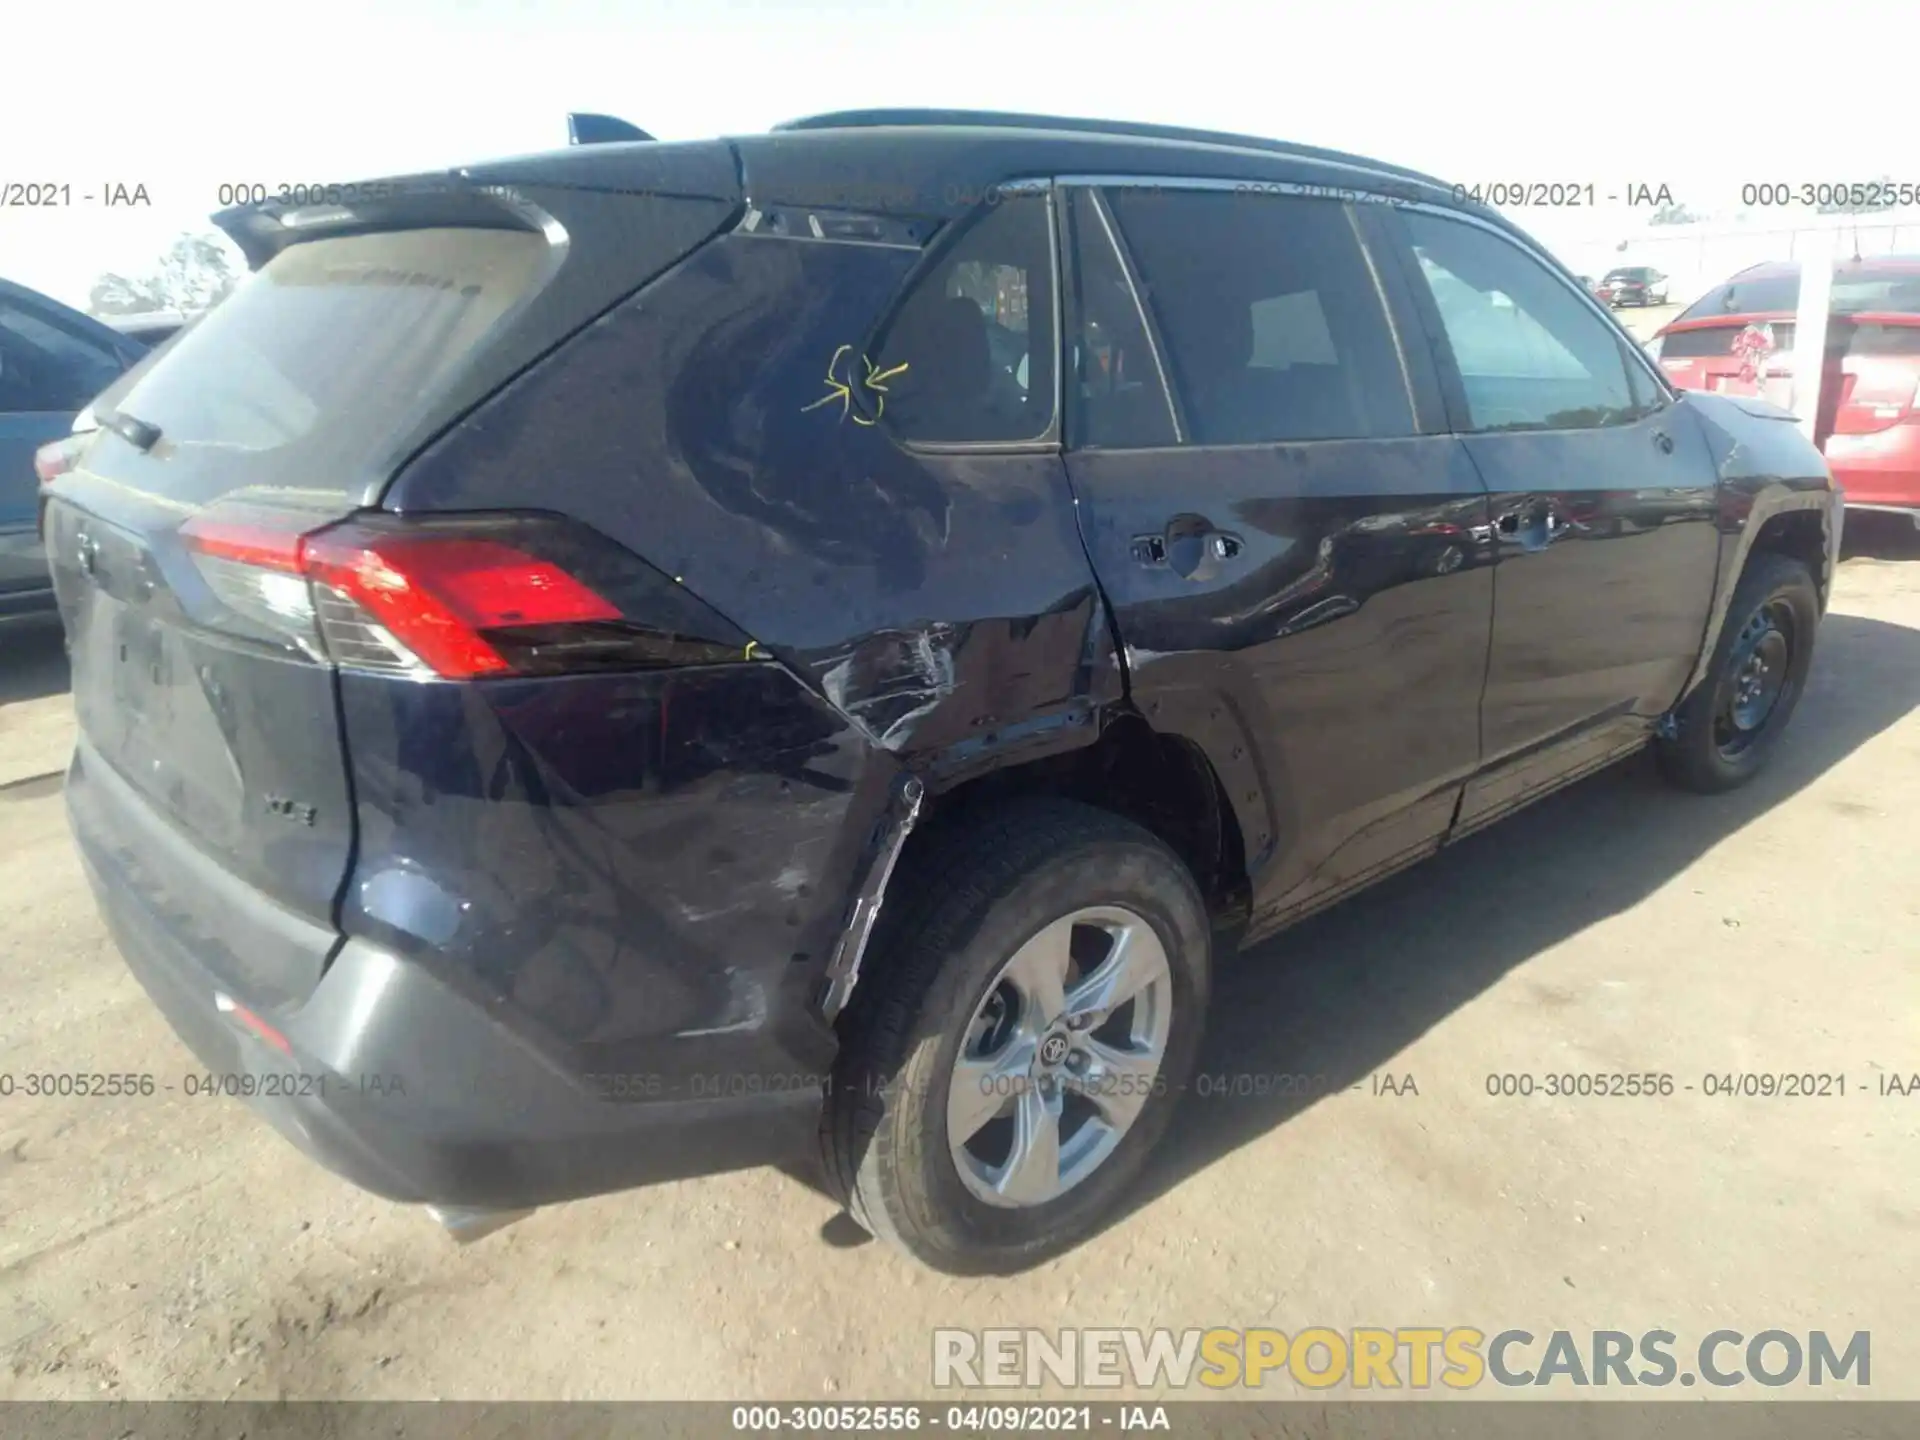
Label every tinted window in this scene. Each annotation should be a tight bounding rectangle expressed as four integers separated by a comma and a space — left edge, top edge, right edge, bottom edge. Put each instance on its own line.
1659, 322, 1795, 360
87, 228, 552, 505
0, 302, 124, 412
1677, 264, 1920, 324
1677, 270, 1798, 321
1835, 273, 1920, 314
1103, 190, 1415, 444
871, 194, 1057, 443
1404, 212, 1637, 432
1846, 321, 1920, 356
1064, 189, 1177, 449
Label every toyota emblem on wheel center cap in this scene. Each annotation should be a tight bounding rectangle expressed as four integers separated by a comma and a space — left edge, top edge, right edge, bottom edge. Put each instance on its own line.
1039, 1033, 1070, 1067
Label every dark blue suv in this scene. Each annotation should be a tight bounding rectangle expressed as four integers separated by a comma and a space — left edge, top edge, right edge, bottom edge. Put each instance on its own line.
44, 110, 1841, 1274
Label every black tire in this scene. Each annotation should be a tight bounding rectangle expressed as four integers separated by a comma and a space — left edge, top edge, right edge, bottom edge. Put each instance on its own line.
1656, 552, 1818, 793
820, 798, 1211, 1274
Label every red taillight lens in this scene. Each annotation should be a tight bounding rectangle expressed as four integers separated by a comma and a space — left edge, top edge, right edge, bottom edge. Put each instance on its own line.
177, 514, 306, 571
34, 435, 89, 486
179, 508, 754, 679
301, 533, 622, 679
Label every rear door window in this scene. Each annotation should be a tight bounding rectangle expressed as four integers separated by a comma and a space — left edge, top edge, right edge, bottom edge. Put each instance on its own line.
869, 193, 1057, 444
1101, 189, 1417, 445
0, 301, 125, 413
86, 227, 553, 506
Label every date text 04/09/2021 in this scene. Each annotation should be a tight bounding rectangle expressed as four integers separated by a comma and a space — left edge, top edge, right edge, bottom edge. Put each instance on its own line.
1483, 1072, 1920, 1098
1451, 182, 1676, 207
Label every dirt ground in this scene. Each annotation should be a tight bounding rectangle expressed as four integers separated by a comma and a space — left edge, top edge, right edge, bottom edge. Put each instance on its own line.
1, 516, 1916, 1402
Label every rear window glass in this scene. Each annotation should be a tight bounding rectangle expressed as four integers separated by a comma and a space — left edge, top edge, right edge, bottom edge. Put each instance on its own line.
1658, 324, 1789, 360
1847, 322, 1920, 356
87, 228, 552, 506
1678, 265, 1920, 324
1662, 319, 1920, 359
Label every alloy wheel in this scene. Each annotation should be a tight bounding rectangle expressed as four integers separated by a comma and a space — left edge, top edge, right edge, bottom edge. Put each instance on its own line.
945, 906, 1173, 1208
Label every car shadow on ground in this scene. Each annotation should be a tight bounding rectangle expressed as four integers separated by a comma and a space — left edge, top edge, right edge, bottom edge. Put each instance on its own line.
792, 608, 1920, 1259
0, 617, 69, 707
1841, 510, 1920, 562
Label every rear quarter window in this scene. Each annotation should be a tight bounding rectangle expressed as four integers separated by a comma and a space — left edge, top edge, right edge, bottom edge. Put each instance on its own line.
868, 194, 1058, 444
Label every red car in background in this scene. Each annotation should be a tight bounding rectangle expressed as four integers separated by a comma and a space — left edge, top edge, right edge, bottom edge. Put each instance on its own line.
1652, 257, 1920, 528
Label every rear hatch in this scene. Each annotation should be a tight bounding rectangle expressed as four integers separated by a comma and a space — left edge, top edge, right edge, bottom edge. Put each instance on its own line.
48, 158, 741, 1009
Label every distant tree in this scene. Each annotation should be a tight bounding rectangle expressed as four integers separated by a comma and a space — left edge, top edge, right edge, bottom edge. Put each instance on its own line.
1818, 176, 1899, 214
1649, 203, 1704, 225
88, 233, 240, 316
88, 272, 165, 316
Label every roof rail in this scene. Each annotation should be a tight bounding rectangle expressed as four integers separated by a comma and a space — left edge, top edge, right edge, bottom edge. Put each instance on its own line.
568, 112, 656, 146
770, 108, 1447, 189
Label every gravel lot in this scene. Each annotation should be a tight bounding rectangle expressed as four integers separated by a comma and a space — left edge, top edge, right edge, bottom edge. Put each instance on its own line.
1, 515, 1916, 1402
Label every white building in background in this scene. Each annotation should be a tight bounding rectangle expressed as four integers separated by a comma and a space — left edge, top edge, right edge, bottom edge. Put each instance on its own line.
1567, 208, 1920, 312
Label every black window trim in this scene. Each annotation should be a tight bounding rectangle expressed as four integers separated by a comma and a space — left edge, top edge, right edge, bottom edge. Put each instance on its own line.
1347, 202, 1455, 437
1387, 201, 1678, 436
855, 176, 1065, 456
1060, 183, 1188, 447
1052, 171, 1429, 453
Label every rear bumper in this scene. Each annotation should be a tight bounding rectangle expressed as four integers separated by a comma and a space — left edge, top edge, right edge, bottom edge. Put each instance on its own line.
68, 743, 835, 1212
1825, 424, 1920, 510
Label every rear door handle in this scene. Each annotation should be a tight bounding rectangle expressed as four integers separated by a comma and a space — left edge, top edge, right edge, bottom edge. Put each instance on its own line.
1494, 500, 1568, 551
1132, 518, 1244, 580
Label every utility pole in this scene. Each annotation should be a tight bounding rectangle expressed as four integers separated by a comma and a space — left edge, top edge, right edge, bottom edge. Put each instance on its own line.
1790, 224, 1835, 444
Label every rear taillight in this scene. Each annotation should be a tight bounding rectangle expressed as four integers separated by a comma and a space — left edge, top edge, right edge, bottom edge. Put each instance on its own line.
180, 507, 758, 679
34, 434, 89, 486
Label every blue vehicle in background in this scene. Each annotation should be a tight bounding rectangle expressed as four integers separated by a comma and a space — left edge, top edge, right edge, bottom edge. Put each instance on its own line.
1, 279, 149, 625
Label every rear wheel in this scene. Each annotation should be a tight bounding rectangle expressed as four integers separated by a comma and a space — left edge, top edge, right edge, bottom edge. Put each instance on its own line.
821, 799, 1210, 1274
1656, 553, 1818, 793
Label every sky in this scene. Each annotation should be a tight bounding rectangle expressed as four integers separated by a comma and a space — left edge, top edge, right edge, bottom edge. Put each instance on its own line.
0, 0, 1907, 311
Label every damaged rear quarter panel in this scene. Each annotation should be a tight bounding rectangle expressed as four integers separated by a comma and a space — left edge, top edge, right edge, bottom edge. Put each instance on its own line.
384, 226, 1118, 971
335, 663, 878, 1085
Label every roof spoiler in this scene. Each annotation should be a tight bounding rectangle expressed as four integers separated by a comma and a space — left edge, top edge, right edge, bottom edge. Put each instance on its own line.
567, 112, 656, 146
